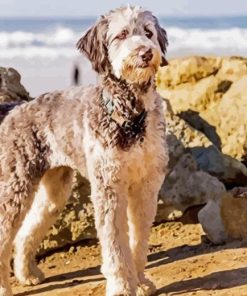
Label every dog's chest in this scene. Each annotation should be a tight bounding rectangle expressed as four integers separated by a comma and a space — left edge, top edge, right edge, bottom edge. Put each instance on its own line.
126, 114, 166, 184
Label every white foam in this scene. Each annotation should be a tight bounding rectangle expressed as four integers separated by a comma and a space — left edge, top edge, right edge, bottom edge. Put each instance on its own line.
0, 46, 77, 59
168, 27, 247, 53
0, 26, 247, 59
0, 27, 78, 47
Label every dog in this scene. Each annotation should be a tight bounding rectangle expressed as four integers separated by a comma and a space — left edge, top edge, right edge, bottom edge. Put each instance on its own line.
0, 5, 169, 296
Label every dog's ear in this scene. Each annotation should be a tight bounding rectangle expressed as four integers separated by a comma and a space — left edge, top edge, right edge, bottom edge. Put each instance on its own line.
77, 17, 110, 74
154, 17, 169, 67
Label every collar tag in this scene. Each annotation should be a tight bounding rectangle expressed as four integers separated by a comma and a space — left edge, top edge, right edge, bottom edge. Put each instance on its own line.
102, 90, 114, 115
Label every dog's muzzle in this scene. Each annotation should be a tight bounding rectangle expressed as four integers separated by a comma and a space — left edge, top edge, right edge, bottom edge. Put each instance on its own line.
138, 47, 154, 68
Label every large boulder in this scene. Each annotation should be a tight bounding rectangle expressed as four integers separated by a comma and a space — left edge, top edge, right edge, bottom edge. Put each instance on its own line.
159, 104, 227, 217
0, 67, 31, 103
157, 57, 247, 244
160, 153, 225, 213
0, 67, 31, 122
157, 56, 247, 162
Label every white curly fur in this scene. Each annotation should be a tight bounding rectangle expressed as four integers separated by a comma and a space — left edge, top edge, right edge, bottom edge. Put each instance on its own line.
0, 6, 168, 296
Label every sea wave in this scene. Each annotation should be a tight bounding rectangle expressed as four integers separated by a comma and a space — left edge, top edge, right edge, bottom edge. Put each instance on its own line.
0, 26, 247, 58
0, 27, 78, 48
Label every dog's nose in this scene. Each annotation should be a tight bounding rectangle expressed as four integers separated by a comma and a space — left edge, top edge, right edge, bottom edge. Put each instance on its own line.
139, 48, 153, 62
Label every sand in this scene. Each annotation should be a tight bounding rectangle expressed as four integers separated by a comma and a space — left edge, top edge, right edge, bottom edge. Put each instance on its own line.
0, 56, 98, 98
11, 210, 247, 296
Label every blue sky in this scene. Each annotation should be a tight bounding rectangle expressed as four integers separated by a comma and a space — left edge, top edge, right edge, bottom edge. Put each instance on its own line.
1, 0, 247, 17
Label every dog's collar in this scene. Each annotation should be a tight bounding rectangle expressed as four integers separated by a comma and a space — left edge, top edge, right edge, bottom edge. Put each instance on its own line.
101, 88, 147, 130
99, 83, 148, 149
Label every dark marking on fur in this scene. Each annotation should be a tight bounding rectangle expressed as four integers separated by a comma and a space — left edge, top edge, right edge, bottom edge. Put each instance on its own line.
89, 74, 149, 151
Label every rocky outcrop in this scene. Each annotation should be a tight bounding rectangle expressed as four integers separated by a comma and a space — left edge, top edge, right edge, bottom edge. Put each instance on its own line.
157, 57, 247, 243
160, 153, 226, 213
159, 102, 247, 217
0, 67, 31, 122
157, 56, 247, 162
0, 67, 31, 103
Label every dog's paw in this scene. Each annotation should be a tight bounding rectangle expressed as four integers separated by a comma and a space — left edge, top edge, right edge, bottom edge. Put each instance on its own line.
110, 294, 133, 296
107, 292, 134, 296
17, 267, 45, 286
106, 290, 135, 296
137, 278, 156, 296
21, 273, 44, 286
106, 282, 136, 296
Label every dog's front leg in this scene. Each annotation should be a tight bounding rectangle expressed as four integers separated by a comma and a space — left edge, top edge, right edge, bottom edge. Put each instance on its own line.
128, 175, 165, 296
89, 162, 137, 296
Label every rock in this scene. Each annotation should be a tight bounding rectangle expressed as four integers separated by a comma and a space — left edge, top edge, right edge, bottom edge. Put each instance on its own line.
159, 75, 220, 114
198, 199, 229, 244
221, 189, 247, 241
158, 104, 226, 216
160, 153, 226, 213
0, 67, 30, 122
165, 102, 212, 151
199, 187, 247, 244
157, 56, 247, 162
217, 57, 247, 82
157, 56, 221, 87
213, 75, 247, 160
0, 67, 31, 103
157, 57, 247, 161
159, 102, 247, 217
155, 201, 183, 223
191, 146, 247, 186
165, 103, 247, 186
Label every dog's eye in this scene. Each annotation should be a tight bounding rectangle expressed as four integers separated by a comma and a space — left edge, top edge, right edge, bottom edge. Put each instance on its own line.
144, 27, 153, 39
116, 29, 129, 40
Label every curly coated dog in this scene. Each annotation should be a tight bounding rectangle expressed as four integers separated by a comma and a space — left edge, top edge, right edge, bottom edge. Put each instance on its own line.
0, 5, 169, 296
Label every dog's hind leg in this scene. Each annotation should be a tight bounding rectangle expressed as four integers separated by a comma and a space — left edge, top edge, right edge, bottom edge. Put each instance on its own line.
0, 179, 39, 296
14, 167, 73, 286
0, 212, 16, 296
0, 203, 17, 296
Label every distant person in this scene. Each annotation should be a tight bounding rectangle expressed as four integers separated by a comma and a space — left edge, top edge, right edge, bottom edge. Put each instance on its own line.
72, 64, 80, 85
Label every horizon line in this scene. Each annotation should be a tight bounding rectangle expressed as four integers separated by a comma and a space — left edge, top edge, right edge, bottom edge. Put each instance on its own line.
1, 14, 247, 19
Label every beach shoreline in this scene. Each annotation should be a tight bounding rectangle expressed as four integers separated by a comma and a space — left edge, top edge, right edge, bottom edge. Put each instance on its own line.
0, 55, 98, 97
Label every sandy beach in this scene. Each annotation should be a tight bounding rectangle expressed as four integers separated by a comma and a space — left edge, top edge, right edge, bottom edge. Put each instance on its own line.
11, 212, 247, 296
0, 56, 98, 97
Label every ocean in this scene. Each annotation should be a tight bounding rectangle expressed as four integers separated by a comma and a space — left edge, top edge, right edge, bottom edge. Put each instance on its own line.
0, 16, 247, 96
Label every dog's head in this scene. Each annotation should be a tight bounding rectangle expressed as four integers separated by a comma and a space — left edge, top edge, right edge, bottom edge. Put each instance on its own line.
77, 5, 168, 85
